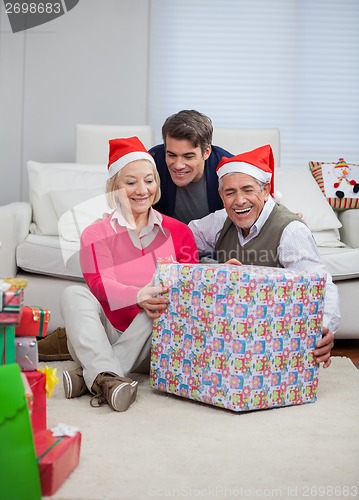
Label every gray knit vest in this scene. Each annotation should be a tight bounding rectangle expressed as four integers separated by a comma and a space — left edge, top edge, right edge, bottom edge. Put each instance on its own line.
215, 204, 304, 267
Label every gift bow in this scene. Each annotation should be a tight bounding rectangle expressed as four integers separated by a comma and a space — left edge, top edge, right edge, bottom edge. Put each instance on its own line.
51, 423, 80, 437
0, 280, 11, 292
38, 365, 59, 398
2, 277, 28, 290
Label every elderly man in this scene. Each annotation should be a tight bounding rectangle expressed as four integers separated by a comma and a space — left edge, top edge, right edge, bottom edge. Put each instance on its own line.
189, 144, 340, 368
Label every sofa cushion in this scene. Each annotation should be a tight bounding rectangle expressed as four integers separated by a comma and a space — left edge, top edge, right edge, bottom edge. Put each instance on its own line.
275, 167, 341, 232
319, 246, 359, 281
338, 209, 359, 248
54, 192, 111, 242
16, 235, 82, 280
50, 189, 111, 241
309, 160, 359, 210
311, 228, 345, 248
76, 124, 154, 163
27, 161, 107, 235
49, 188, 104, 218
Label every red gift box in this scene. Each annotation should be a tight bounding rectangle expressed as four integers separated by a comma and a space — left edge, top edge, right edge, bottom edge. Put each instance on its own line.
21, 372, 34, 417
16, 306, 51, 338
35, 429, 82, 496
0, 288, 24, 325
25, 370, 46, 433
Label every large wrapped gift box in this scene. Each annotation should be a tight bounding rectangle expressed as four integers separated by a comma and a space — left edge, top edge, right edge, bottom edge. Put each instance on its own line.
25, 370, 46, 432
150, 263, 326, 412
35, 429, 82, 496
16, 306, 50, 338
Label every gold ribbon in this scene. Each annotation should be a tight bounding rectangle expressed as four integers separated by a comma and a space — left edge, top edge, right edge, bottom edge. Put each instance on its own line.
3, 277, 28, 290
29, 306, 50, 324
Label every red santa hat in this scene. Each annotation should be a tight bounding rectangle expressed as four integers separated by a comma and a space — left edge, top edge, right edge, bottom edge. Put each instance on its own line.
216, 144, 275, 197
107, 136, 156, 178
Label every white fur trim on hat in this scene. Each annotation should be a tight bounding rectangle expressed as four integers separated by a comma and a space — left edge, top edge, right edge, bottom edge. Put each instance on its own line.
217, 161, 272, 183
108, 151, 156, 178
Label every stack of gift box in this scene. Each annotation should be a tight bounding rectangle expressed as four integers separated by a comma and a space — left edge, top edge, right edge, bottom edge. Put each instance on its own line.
0, 278, 81, 498
16, 306, 50, 434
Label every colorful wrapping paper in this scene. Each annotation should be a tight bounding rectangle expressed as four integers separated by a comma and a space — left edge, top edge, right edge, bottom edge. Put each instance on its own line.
25, 370, 46, 432
0, 288, 25, 364
35, 429, 82, 496
150, 263, 326, 412
0, 288, 24, 325
16, 306, 51, 338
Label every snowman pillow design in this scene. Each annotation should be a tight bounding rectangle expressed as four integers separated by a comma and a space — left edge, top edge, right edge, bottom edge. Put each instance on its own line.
309, 158, 359, 210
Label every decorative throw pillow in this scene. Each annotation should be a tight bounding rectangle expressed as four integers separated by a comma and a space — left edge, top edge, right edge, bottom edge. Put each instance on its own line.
309, 159, 359, 210
275, 167, 341, 232
56, 193, 112, 242
27, 161, 107, 235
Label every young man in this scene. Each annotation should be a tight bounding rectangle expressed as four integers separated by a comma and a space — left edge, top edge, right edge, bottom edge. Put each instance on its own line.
149, 109, 233, 224
189, 145, 340, 368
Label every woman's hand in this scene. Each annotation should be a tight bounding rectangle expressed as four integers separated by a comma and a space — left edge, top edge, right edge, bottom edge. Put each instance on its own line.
137, 278, 169, 319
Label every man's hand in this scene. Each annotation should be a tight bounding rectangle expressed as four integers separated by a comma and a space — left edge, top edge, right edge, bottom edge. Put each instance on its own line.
314, 327, 334, 368
225, 258, 242, 266
137, 278, 169, 319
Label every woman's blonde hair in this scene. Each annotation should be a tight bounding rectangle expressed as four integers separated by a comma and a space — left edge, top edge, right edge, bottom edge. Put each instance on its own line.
106, 160, 161, 208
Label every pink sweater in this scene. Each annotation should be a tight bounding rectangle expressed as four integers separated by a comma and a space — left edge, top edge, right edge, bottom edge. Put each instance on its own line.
80, 214, 199, 331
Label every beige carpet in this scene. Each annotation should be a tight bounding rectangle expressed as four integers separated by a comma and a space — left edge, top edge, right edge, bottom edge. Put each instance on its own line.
40, 357, 359, 500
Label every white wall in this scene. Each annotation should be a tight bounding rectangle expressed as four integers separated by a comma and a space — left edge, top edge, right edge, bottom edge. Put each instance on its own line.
0, 0, 150, 204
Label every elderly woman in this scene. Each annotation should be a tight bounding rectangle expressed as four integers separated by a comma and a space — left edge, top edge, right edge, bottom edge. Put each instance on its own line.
61, 137, 198, 412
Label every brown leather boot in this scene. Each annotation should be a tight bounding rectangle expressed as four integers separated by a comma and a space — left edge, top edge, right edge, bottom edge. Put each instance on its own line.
63, 366, 89, 398
38, 327, 73, 361
90, 372, 138, 412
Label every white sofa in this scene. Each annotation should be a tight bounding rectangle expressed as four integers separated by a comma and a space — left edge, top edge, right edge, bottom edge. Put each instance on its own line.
0, 126, 358, 338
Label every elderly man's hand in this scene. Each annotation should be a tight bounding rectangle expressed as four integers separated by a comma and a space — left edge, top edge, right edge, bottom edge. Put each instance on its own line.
314, 327, 334, 368
225, 258, 242, 266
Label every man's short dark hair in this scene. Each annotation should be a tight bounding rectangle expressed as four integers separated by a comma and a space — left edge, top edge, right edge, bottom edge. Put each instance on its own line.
162, 110, 213, 155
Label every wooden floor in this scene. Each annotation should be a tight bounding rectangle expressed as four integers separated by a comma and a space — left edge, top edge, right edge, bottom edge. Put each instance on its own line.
332, 339, 359, 369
